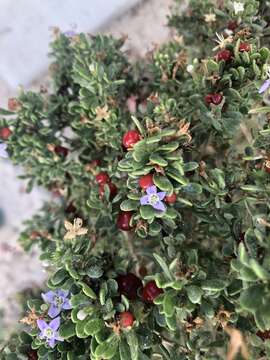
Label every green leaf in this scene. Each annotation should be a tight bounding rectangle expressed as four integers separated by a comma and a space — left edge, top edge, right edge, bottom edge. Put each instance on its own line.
163, 290, 176, 317
0, 108, 14, 115
249, 106, 270, 114
71, 293, 90, 308
120, 199, 139, 211
201, 279, 227, 291
95, 336, 119, 359
159, 142, 179, 152
153, 253, 173, 280
119, 340, 131, 360
75, 319, 89, 338
50, 269, 69, 285
239, 285, 264, 312
126, 331, 139, 360
186, 285, 203, 304
167, 168, 188, 185
140, 205, 155, 220
182, 183, 202, 194
59, 322, 76, 339
149, 153, 168, 167
84, 318, 103, 336
153, 175, 173, 193
79, 282, 97, 300
238, 243, 250, 267
131, 116, 145, 135
183, 162, 198, 172
207, 59, 219, 72
249, 259, 270, 280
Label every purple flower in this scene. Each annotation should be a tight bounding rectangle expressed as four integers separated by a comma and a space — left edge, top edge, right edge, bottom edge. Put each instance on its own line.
63, 30, 77, 37
140, 185, 166, 212
37, 317, 63, 348
42, 289, 72, 318
259, 79, 270, 94
0, 143, 8, 158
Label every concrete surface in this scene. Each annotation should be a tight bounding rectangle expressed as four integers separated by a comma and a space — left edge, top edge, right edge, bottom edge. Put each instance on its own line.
0, 0, 140, 88
0, 0, 173, 336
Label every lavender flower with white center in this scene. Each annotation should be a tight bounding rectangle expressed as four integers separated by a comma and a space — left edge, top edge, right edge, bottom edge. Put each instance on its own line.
140, 185, 166, 212
37, 317, 63, 348
42, 289, 72, 318
0, 143, 8, 158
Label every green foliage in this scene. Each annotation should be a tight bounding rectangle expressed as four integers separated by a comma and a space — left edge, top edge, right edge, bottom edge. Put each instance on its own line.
2, 0, 270, 359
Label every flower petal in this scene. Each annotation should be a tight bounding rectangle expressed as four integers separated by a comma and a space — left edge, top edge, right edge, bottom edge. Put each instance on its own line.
259, 79, 270, 94
140, 195, 150, 205
42, 291, 55, 303
146, 185, 157, 195
56, 289, 69, 298
48, 338, 56, 348
62, 299, 72, 310
49, 316, 61, 331
37, 319, 48, 332
152, 201, 166, 212
157, 191, 166, 201
48, 304, 61, 318
55, 332, 64, 342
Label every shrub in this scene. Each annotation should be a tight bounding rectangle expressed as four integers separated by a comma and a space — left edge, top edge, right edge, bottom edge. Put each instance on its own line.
1, 1, 270, 359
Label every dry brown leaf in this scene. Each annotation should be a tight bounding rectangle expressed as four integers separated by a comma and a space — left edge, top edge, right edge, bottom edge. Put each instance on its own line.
64, 218, 88, 240
95, 105, 111, 121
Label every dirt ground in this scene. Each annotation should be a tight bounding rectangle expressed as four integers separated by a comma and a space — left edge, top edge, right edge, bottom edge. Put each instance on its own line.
0, 0, 174, 337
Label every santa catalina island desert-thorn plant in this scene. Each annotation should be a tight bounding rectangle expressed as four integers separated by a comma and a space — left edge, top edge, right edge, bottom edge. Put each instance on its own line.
2, 0, 270, 359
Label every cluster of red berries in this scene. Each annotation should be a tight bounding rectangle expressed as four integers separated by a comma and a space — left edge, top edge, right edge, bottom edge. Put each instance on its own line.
95, 171, 117, 199
117, 272, 163, 303
0, 127, 12, 140
116, 273, 163, 328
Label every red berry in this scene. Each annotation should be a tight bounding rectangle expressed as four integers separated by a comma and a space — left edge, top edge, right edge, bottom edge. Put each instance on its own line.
117, 211, 133, 231
216, 49, 232, 62
211, 93, 223, 105
142, 280, 163, 303
204, 94, 213, 105
239, 42, 250, 52
0, 127, 12, 140
139, 174, 154, 190
227, 21, 238, 32
122, 130, 141, 149
119, 311, 135, 328
117, 273, 142, 300
96, 172, 110, 185
165, 193, 177, 204
54, 145, 69, 157
205, 94, 223, 106
99, 182, 117, 199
